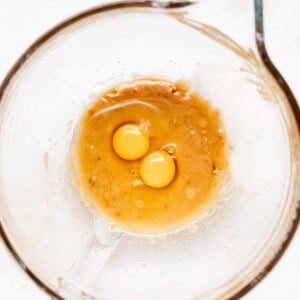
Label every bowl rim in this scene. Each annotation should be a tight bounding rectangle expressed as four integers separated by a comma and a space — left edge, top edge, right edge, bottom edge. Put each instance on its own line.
0, 1, 299, 299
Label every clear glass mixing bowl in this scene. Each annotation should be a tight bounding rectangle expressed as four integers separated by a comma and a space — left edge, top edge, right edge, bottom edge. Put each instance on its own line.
0, 1, 299, 299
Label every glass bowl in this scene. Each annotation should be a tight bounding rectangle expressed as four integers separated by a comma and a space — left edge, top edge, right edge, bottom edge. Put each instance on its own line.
0, 1, 299, 299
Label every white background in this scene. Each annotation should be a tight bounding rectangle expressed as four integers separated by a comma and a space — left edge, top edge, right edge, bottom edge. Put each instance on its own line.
0, 0, 299, 299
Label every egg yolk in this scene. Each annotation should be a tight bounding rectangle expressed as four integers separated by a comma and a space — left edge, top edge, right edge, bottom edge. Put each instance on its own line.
140, 151, 176, 188
113, 124, 149, 160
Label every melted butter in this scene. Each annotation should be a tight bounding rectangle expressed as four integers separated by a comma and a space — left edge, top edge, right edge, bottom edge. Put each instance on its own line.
72, 79, 228, 233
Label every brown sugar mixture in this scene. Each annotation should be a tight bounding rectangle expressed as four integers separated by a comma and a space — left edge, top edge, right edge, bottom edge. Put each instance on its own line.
71, 79, 227, 233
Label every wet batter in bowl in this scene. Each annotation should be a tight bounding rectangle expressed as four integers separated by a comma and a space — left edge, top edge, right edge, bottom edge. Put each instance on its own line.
71, 79, 227, 233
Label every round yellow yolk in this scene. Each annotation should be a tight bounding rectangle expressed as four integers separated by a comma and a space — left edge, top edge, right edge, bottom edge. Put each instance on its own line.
140, 150, 176, 188
113, 124, 149, 160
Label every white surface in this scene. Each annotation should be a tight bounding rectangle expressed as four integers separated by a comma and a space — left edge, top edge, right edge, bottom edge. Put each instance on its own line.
0, 0, 299, 299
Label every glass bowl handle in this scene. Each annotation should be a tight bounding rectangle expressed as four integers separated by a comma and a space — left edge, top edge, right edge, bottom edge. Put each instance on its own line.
57, 218, 122, 299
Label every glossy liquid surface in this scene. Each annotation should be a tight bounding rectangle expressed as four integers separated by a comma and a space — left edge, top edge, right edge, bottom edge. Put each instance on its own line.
72, 79, 227, 233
